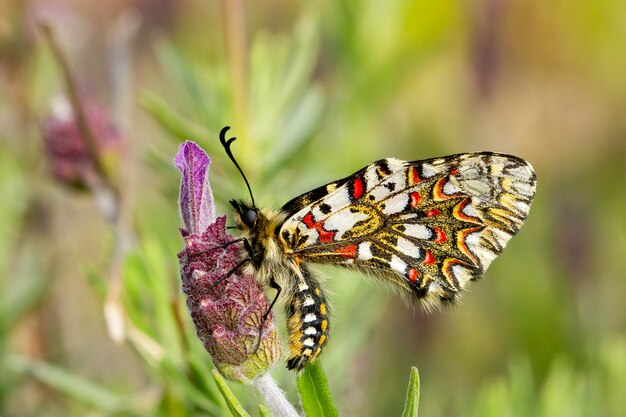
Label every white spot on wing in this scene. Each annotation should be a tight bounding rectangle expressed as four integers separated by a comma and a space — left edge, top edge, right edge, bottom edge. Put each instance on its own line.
303, 314, 316, 323
390, 255, 407, 274
443, 180, 460, 195
303, 296, 315, 307
458, 164, 480, 178
508, 164, 534, 180
490, 227, 512, 247
303, 338, 315, 347
323, 187, 352, 213
298, 227, 319, 242
404, 224, 432, 240
461, 179, 491, 196
514, 200, 530, 215
451, 264, 473, 288
511, 181, 535, 197
396, 237, 421, 258
369, 179, 399, 201
421, 163, 443, 178
323, 208, 369, 240
462, 201, 482, 219
358, 242, 373, 260
364, 165, 379, 191
304, 327, 317, 335
466, 231, 497, 268
382, 193, 409, 215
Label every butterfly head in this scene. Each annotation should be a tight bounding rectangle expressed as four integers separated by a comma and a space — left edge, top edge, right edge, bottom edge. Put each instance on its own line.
230, 199, 260, 231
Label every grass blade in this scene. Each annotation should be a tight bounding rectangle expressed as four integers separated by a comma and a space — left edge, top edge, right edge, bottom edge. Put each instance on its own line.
5, 354, 123, 411
402, 367, 421, 417
212, 369, 251, 417
297, 361, 339, 417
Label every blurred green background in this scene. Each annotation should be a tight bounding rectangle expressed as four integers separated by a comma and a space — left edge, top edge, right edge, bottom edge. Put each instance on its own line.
1, 0, 625, 416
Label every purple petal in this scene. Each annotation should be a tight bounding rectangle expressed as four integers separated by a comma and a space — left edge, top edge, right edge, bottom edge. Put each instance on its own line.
175, 141, 216, 233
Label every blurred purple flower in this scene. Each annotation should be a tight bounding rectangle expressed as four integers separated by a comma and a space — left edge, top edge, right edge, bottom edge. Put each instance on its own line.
175, 141, 281, 383
42, 97, 124, 189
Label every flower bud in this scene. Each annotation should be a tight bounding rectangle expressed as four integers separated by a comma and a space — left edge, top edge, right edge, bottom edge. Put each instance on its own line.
42, 97, 124, 189
175, 141, 281, 383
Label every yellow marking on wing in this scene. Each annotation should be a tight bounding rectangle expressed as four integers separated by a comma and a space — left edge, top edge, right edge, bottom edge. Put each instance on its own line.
320, 304, 327, 315
407, 166, 420, 185
501, 177, 513, 192
319, 335, 326, 345
488, 208, 521, 231
321, 319, 328, 332
456, 227, 482, 266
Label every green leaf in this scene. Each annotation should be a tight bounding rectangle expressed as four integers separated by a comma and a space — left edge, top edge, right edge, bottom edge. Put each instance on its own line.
297, 361, 339, 417
212, 369, 252, 417
258, 403, 274, 417
402, 367, 420, 417
0, 270, 50, 329
4, 354, 123, 411
139, 90, 210, 142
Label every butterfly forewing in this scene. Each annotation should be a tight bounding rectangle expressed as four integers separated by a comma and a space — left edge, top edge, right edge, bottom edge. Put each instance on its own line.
279, 152, 536, 306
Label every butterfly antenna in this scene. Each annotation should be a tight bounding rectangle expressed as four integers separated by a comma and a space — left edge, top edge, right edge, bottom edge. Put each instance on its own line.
219, 126, 256, 208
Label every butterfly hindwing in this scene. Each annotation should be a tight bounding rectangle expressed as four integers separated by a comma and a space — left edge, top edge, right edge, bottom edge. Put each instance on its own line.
278, 153, 536, 306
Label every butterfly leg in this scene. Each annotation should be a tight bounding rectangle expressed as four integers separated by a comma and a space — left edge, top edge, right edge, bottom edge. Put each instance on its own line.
209, 256, 252, 289
197, 237, 245, 254
252, 277, 282, 354
208, 238, 257, 290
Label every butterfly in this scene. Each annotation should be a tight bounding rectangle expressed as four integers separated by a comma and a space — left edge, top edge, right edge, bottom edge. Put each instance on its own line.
219, 127, 537, 371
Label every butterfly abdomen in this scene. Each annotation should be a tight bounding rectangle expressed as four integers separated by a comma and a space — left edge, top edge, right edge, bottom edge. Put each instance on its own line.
285, 266, 329, 371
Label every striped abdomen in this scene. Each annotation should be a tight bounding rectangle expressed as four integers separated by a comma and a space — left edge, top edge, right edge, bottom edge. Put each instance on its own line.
285, 266, 329, 371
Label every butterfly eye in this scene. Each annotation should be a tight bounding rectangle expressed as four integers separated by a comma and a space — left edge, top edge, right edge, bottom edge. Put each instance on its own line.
242, 209, 257, 228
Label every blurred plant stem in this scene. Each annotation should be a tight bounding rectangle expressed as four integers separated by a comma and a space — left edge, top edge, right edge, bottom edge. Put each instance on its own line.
39, 21, 135, 344
253, 373, 300, 417
222, 0, 250, 142
40, 23, 114, 195
107, 10, 142, 131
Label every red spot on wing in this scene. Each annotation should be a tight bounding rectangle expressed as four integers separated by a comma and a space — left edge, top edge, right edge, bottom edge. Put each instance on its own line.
318, 230, 335, 243
423, 250, 435, 265
303, 212, 316, 228
426, 209, 441, 217
407, 268, 419, 282
352, 177, 364, 199
410, 192, 421, 208
408, 166, 422, 185
450, 168, 458, 176
433, 227, 447, 243
302, 211, 336, 243
336, 244, 357, 258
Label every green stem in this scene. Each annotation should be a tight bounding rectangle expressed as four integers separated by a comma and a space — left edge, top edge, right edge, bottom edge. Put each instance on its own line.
222, 0, 250, 141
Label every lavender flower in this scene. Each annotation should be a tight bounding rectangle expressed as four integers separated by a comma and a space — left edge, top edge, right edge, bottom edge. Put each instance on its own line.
175, 141, 281, 383
42, 97, 124, 189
